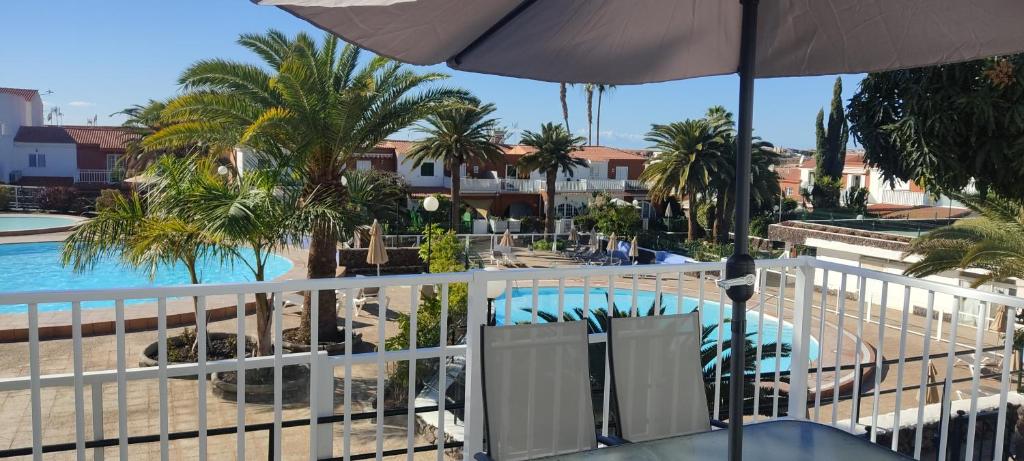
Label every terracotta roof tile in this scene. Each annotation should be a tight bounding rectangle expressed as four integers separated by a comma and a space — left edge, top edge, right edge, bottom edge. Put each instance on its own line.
0, 87, 39, 101
14, 125, 138, 151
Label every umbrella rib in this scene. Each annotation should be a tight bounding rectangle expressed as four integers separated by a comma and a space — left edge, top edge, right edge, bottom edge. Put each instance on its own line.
448, 0, 539, 65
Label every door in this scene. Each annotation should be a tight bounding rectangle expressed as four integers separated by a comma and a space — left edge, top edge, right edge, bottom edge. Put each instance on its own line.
589, 161, 607, 179
615, 166, 629, 180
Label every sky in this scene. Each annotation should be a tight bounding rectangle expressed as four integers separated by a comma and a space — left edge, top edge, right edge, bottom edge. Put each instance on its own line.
0, 0, 864, 150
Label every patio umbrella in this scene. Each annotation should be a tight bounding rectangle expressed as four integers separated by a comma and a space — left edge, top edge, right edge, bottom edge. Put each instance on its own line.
569, 226, 578, 243
258, 1, 1024, 458
366, 219, 389, 276
499, 228, 514, 249
991, 305, 1009, 335
606, 233, 617, 264
629, 235, 639, 264
920, 362, 942, 405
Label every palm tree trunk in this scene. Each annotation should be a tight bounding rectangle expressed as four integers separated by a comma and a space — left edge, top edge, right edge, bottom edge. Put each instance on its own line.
596, 89, 603, 146
450, 163, 461, 231
714, 194, 728, 244
254, 292, 272, 356
559, 83, 570, 132
186, 262, 208, 355
304, 226, 339, 341
585, 86, 594, 145
686, 191, 698, 242
545, 171, 557, 234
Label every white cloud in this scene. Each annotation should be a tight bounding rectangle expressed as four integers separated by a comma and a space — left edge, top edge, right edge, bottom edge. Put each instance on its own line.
68, 101, 94, 107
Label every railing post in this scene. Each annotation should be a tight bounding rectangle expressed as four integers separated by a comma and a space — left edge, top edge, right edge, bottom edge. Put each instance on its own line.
788, 257, 815, 418
463, 270, 488, 457
313, 350, 333, 459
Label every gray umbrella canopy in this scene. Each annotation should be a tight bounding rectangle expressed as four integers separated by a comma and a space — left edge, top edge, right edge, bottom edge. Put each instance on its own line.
258, 0, 1024, 84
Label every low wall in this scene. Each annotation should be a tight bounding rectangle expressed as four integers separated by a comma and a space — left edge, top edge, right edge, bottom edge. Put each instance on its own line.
338, 247, 425, 276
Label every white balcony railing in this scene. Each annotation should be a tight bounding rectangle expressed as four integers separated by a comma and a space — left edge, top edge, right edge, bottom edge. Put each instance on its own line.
77, 169, 122, 184
447, 177, 649, 194
0, 257, 1019, 459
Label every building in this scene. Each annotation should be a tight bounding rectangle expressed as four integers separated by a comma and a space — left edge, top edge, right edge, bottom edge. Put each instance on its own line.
0, 87, 136, 188
776, 151, 969, 215
238, 139, 654, 220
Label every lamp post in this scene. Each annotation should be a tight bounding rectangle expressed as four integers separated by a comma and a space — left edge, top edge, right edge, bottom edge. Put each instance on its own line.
422, 195, 439, 273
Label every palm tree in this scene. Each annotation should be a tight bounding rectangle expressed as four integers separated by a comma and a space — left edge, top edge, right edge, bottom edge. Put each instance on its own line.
518, 123, 587, 234
641, 119, 730, 241
163, 158, 348, 355
583, 83, 595, 144
144, 30, 464, 341
114, 99, 172, 174
559, 83, 571, 132
405, 98, 506, 230
344, 169, 410, 234
595, 84, 616, 146
706, 108, 780, 243
905, 193, 1024, 286
61, 159, 226, 353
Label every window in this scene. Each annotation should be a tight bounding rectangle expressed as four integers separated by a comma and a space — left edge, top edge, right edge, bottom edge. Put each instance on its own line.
356, 160, 372, 171
505, 165, 518, 178
473, 165, 479, 174
849, 174, 862, 190
28, 153, 45, 168
785, 186, 793, 196
420, 162, 435, 177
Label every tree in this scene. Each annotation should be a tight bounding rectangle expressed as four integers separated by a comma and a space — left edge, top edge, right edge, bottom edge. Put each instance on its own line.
144, 30, 464, 341
113, 99, 172, 174
848, 55, 1024, 199
584, 83, 595, 144
61, 158, 226, 353
905, 193, 1024, 287
344, 169, 410, 233
156, 157, 348, 355
813, 77, 848, 209
518, 123, 587, 234
641, 119, 730, 241
595, 84, 616, 146
559, 82, 571, 133
405, 97, 505, 229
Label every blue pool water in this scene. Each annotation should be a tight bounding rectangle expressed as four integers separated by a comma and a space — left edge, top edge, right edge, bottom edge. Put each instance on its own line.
0, 242, 293, 312
492, 287, 817, 373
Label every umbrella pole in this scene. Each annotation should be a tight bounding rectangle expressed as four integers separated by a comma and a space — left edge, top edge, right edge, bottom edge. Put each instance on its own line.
726, 1, 760, 461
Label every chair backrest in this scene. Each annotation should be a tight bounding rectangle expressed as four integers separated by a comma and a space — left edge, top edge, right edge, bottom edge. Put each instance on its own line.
608, 313, 710, 442
481, 322, 597, 460
360, 286, 379, 297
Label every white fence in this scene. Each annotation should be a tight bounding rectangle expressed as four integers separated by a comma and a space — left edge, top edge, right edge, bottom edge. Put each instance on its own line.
0, 257, 1019, 460
0, 184, 44, 210
77, 169, 122, 184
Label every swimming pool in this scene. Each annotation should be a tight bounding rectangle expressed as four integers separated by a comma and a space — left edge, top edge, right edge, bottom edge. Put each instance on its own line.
0, 214, 81, 234
492, 286, 817, 372
0, 242, 293, 313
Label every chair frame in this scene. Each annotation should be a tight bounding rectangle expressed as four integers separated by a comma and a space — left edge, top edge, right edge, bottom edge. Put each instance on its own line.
606, 312, 727, 443
476, 322, 624, 461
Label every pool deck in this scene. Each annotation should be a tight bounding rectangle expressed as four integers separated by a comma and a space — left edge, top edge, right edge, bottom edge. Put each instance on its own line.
0, 213, 87, 237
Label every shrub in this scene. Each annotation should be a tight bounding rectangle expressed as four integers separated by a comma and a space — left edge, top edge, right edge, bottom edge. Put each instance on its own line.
0, 187, 10, 211
843, 187, 870, 215
95, 189, 122, 212
37, 186, 79, 213
810, 176, 842, 209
